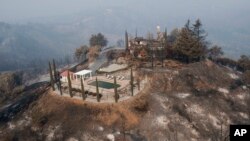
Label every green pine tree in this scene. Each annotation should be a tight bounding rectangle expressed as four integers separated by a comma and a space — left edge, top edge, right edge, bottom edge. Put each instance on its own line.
173, 27, 196, 63
80, 77, 86, 100
49, 62, 55, 91
192, 19, 207, 60
174, 19, 208, 63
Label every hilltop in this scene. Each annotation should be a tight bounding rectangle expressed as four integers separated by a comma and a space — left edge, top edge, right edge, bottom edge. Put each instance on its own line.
0, 60, 249, 141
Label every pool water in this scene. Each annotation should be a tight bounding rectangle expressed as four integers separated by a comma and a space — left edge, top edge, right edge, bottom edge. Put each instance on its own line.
88, 81, 121, 89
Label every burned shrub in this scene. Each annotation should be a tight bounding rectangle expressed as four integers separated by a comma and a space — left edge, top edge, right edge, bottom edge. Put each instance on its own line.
38, 116, 48, 127
173, 103, 192, 122
230, 79, 243, 90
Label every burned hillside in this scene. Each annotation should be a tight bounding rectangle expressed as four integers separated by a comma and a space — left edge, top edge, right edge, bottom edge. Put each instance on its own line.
0, 60, 249, 141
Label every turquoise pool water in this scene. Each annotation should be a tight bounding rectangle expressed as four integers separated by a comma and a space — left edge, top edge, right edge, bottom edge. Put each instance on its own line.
88, 81, 121, 89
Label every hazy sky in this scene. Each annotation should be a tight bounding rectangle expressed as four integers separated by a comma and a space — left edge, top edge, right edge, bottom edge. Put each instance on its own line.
1, 0, 250, 58
1, 0, 250, 23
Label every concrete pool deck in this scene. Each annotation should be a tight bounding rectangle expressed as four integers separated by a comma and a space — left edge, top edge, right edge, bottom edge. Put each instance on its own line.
55, 75, 148, 103
61, 75, 130, 96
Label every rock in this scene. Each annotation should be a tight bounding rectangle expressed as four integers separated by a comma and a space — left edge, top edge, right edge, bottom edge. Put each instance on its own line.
107, 134, 115, 141
176, 93, 190, 99
114, 131, 120, 135
97, 126, 104, 131
218, 88, 229, 94
242, 85, 247, 90
228, 73, 239, 79
117, 57, 126, 64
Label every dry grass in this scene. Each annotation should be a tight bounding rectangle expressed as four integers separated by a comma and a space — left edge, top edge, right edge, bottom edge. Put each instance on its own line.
164, 60, 185, 69
30, 90, 143, 132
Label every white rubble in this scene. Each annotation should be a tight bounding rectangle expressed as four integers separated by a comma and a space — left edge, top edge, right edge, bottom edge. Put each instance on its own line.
218, 88, 229, 94
176, 93, 190, 98
107, 134, 115, 141
228, 73, 239, 79
97, 126, 104, 131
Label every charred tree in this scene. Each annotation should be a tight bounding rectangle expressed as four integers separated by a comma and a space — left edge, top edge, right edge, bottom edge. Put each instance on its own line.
125, 30, 129, 53
96, 77, 100, 102
114, 76, 119, 103
137, 78, 140, 91
49, 62, 55, 91
130, 68, 134, 96
52, 59, 57, 82
58, 74, 63, 95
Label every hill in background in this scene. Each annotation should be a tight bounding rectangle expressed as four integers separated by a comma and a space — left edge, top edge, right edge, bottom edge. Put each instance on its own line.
1, 6, 250, 71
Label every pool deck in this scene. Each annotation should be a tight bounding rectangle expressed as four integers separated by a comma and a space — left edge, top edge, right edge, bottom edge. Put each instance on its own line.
56, 75, 148, 103
62, 75, 130, 96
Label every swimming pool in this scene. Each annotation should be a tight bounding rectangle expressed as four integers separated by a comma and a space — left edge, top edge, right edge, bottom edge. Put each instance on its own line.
88, 81, 121, 89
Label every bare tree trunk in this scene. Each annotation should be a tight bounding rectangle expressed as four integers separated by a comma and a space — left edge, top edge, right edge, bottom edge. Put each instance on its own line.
121, 114, 126, 141
114, 76, 119, 103
49, 62, 55, 91
125, 31, 129, 53
67, 71, 73, 97
81, 77, 85, 100
130, 68, 134, 96
52, 59, 57, 82
137, 78, 140, 91
96, 77, 100, 102
58, 78, 63, 95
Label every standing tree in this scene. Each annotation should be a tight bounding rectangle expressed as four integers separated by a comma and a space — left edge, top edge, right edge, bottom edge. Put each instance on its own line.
80, 77, 86, 100
192, 19, 208, 60
49, 62, 55, 91
53, 59, 62, 95
58, 71, 63, 95
163, 28, 168, 47
89, 33, 108, 47
173, 27, 195, 63
52, 59, 57, 82
161, 28, 168, 67
137, 78, 140, 91
185, 19, 192, 32
173, 19, 207, 63
146, 32, 154, 68
87, 46, 100, 63
96, 78, 101, 102
114, 76, 119, 103
238, 55, 250, 72
75, 45, 89, 62
168, 28, 179, 45
125, 31, 129, 52
130, 68, 134, 96
242, 70, 250, 86
67, 71, 73, 97
208, 45, 224, 61
121, 114, 126, 141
